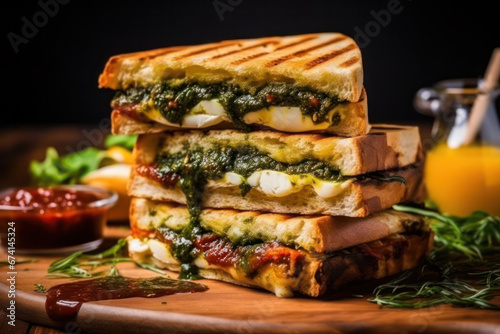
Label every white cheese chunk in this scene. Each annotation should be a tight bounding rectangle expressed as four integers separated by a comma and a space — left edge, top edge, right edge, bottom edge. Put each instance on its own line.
141, 99, 228, 128
128, 238, 150, 256
146, 239, 179, 265
248, 171, 297, 197
210, 171, 351, 198
182, 114, 226, 128
224, 172, 244, 186
190, 100, 226, 116
243, 106, 333, 132
312, 178, 353, 198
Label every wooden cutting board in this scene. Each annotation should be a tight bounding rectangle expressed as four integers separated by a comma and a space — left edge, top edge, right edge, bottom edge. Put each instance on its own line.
1, 226, 499, 334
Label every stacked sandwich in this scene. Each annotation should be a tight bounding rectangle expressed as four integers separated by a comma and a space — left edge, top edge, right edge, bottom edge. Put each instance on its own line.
99, 33, 433, 297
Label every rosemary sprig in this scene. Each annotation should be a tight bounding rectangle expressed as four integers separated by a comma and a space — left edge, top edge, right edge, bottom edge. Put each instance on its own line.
393, 205, 500, 259
369, 206, 500, 309
34, 284, 47, 293
107, 256, 121, 277
47, 238, 165, 278
135, 261, 167, 275
370, 259, 500, 309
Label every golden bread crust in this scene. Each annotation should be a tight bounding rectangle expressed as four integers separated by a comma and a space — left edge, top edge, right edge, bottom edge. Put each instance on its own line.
99, 33, 363, 102
130, 198, 428, 253
132, 125, 423, 176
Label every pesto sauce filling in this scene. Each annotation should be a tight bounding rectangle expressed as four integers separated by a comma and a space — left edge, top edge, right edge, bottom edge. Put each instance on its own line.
149, 146, 407, 279
153, 225, 422, 278
156, 146, 342, 183
112, 82, 343, 131
157, 226, 266, 276
152, 145, 342, 278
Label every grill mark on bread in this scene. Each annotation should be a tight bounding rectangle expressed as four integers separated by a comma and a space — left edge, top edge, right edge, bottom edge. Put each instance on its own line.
230, 36, 318, 65
231, 52, 269, 65
109, 47, 185, 63
339, 56, 360, 68
99, 33, 364, 98
174, 42, 240, 60
210, 41, 279, 60
274, 36, 318, 51
304, 44, 357, 69
139, 47, 185, 60
265, 36, 347, 67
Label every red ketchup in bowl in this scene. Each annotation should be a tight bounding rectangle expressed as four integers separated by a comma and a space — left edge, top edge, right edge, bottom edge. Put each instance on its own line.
0, 186, 117, 254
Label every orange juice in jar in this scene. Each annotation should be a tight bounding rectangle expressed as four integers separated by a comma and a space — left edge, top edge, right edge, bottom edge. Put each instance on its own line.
415, 79, 500, 216
425, 144, 500, 216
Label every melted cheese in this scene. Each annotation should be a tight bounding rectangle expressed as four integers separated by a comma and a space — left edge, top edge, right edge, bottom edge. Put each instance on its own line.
128, 237, 298, 297
243, 106, 334, 132
211, 170, 352, 198
194, 257, 297, 297
139, 99, 335, 131
141, 99, 228, 128
128, 238, 150, 256
189, 100, 226, 116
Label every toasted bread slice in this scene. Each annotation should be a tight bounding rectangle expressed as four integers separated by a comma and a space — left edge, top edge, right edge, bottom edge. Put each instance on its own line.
128, 204, 433, 297
99, 33, 363, 102
129, 163, 424, 217
130, 125, 424, 217
129, 235, 432, 297
133, 124, 423, 177
130, 198, 429, 253
129, 233, 432, 297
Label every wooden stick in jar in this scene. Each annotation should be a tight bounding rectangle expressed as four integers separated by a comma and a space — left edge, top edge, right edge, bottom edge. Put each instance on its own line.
462, 48, 500, 146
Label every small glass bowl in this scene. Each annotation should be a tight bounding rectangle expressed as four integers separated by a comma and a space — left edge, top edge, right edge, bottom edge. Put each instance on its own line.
0, 185, 117, 254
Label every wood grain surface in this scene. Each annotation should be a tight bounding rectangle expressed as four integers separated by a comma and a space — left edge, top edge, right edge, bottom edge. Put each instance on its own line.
0, 226, 499, 334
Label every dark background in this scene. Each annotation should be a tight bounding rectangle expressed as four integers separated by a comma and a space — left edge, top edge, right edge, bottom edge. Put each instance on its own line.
1, 0, 499, 127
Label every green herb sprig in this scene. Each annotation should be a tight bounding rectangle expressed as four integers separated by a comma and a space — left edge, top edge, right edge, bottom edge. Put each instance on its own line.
47, 238, 165, 278
369, 206, 500, 309
393, 205, 500, 259
370, 257, 500, 309
34, 284, 47, 293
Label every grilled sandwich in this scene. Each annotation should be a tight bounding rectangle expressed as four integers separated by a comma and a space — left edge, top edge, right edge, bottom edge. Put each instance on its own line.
99, 33, 368, 136
129, 125, 424, 217
128, 198, 433, 297
106, 33, 433, 298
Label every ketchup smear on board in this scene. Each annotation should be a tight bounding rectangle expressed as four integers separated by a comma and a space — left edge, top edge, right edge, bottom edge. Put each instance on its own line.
45, 276, 208, 321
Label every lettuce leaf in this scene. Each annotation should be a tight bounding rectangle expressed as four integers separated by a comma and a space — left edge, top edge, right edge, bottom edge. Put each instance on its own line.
30, 147, 106, 186
104, 134, 138, 151
29, 134, 137, 186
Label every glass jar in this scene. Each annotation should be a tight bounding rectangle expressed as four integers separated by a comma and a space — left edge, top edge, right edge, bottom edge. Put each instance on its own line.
414, 79, 500, 216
